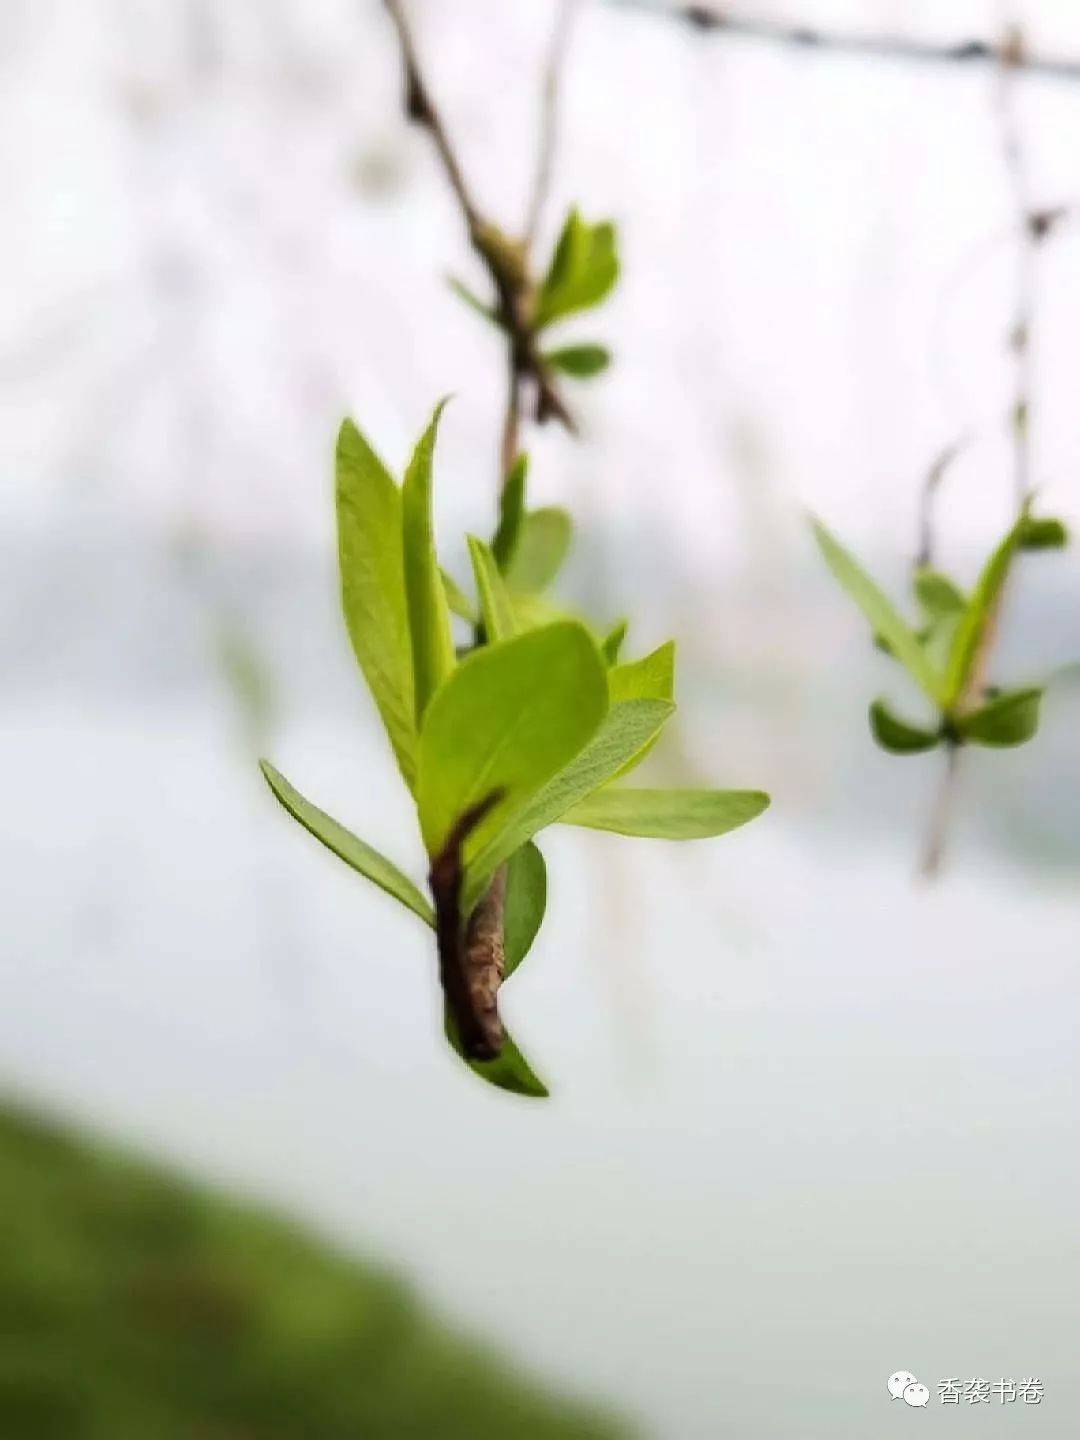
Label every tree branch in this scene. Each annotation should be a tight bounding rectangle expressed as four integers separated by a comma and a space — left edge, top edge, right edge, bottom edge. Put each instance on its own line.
382, 0, 576, 444
607, 0, 1080, 83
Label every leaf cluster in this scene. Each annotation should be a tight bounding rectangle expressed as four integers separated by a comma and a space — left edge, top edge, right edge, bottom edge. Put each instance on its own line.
450, 208, 619, 423
812, 508, 1069, 755
262, 406, 769, 1098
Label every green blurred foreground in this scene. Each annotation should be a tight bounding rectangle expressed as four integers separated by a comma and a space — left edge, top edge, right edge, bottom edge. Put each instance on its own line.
0, 1103, 627, 1439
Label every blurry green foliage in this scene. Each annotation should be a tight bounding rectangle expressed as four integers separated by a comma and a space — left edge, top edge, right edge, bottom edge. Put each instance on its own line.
812, 508, 1070, 757
0, 1102, 628, 1440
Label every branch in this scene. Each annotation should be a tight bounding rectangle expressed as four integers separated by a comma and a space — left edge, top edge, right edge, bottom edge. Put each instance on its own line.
382, 0, 575, 441
607, 0, 1080, 83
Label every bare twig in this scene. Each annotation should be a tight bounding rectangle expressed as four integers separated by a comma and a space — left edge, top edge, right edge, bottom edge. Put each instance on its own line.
607, 0, 1080, 83
525, 0, 580, 249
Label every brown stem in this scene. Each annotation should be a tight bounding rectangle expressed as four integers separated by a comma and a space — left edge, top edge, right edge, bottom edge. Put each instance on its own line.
383, 0, 575, 440
428, 792, 506, 1060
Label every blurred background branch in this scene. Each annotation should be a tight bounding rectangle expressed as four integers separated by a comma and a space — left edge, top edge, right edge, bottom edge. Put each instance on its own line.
608, 0, 1080, 81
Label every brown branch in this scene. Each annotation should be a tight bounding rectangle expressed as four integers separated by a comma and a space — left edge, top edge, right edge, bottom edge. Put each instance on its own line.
428, 791, 507, 1059
608, 0, 1080, 83
383, 0, 576, 442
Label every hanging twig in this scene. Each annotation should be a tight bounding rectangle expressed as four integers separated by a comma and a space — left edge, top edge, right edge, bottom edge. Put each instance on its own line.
607, 0, 1080, 84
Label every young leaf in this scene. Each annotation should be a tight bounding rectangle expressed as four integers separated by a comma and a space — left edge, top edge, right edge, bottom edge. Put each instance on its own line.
868, 699, 942, 755
535, 210, 619, 330
402, 401, 456, 724
562, 787, 769, 839
440, 568, 477, 624
505, 508, 573, 593
492, 453, 528, 571
913, 567, 966, 620
335, 419, 417, 788
956, 687, 1042, 747
467, 698, 674, 907
811, 518, 943, 704
543, 344, 611, 378
600, 619, 628, 666
445, 275, 502, 328
259, 760, 434, 927
503, 842, 547, 980
444, 1011, 549, 1098
943, 514, 1026, 708
467, 535, 517, 642
608, 640, 675, 703
417, 622, 608, 876
1018, 515, 1068, 550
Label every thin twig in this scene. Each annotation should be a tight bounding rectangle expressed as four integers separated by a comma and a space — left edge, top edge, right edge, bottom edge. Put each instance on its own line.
607, 0, 1080, 83
525, 0, 580, 249
383, 0, 480, 231
383, 0, 575, 443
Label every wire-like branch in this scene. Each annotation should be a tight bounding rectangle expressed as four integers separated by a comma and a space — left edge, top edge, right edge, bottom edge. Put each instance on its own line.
608, 0, 1080, 83
525, 0, 580, 248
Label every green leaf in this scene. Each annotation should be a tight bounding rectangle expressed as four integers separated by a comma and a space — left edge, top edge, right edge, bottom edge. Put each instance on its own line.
335, 418, 417, 788
445, 274, 502, 328
443, 1011, 549, 1099
868, 699, 942, 755
811, 518, 943, 704
492, 453, 528, 571
417, 622, 608, 883
467, 535, 517, 642
600, 619, 628, 666
402, 401, 456, 724
1019, 515, 1068, 550
259, 760, 433, 926
956, 686, 1042, 747
469, 699, 674, 906
943, 514, 1026, 708
913, 567, 966, 620
543, 343, 611, 378
505, 508, 573, 593
440, 568, 477, 623
608, 640, 675, 703
562, 787, 769, 839
535, 210, 619, 330
503, 842, 546, 980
